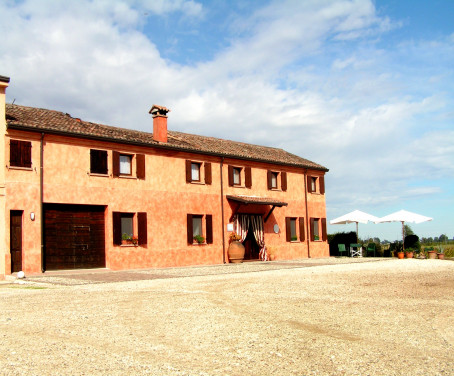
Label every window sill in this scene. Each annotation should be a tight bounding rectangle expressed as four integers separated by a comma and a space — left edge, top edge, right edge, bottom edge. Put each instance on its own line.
189, 181, 206, 185
118, 175, 137, 179
89, 173, 109, 177
192, 243, 207, 246
8, 166, 33, 171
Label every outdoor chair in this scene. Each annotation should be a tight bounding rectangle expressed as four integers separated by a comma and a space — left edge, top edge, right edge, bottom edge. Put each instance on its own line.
350, 243, 362, 257
366, 243, 376, 257
337, 244, 347, 257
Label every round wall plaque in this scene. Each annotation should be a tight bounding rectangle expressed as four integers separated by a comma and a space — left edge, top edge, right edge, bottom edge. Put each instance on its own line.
273, 224, 279, 234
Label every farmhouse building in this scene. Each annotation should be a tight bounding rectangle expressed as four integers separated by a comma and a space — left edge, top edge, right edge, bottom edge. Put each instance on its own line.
0, 75, 329, 279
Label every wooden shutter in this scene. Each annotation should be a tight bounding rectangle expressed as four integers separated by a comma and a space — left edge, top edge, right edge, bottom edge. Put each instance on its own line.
185, 160, 192, 182
112, 151, 120, 177
321, 218, 327, 241
136, 154, 145, 179
310, 218, 315, 241
113, 212, 122, 245
205, 162, 212, 185
138, 212, 147, 245
299, 217, 305, 242
10, 140, 19, 166
267, 170, 272, 190
10, 140, 31, 168
281, 171, 287, 191
285, 217, 291, 242
228, 165, 234, 186
320, 176, 325, 194
23, 141, 32, 168
307, 175, 313, 193
187, 214, 193, 244
206, 214, 213, 244
245, 167, 252, 188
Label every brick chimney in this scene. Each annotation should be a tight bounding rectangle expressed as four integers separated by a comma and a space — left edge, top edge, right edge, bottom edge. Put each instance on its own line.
149, 104, 170, 143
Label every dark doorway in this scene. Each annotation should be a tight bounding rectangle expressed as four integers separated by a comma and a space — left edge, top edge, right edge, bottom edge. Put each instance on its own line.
44, 204, 106, 270
243, 224, 260, 260
10, 211, 23, 273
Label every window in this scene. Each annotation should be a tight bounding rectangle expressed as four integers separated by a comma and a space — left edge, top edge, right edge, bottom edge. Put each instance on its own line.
267, 170, 287, 191
113, 212, 147, 246
186, 160, 212, 184
307, 175, 325, 194
187, 214, 213, 244
310, 217, 327, 241
112, 151, 145, 179
10, 140, 32, 168
228, 165, 251, 188
286, 217, 305, 242
191, 163, 201, 182
233, 167, 241, 185
90, 149, 108, 174
119, 154, 132, 175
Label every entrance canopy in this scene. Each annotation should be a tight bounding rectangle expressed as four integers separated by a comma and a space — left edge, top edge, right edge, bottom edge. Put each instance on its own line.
227, 195, 288, 223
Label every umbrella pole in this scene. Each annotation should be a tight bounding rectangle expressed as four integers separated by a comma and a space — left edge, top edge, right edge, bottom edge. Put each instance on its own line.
402, 221, 405, 250
356, 222, 359, 242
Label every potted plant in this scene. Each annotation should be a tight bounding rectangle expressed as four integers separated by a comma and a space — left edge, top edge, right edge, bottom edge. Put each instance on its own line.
228, 232, 245, 263
193, 235, 205, 244
437, 246, 445, 260
405, 247, 414, 259
426, 247, 437, 259
122, 233, 132, 245
394, 243, 404, 259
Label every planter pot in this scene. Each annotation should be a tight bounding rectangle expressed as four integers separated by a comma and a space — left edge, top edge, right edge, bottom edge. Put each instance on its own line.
228, 241, 245, 263
428, 251, 437, 259
405, 252, 413, 259
437, 253, 445, 260
269, 254, 276, 261
397, 252, 404, 259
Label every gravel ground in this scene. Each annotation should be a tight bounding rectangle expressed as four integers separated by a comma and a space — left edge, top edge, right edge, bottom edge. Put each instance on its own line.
0, 258, 453, 375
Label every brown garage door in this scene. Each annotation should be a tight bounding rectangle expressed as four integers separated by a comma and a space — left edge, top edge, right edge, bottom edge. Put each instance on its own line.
44, 204, 106, 270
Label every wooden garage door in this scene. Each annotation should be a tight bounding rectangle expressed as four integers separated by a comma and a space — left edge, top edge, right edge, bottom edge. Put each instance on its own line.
44, 204, 106, 270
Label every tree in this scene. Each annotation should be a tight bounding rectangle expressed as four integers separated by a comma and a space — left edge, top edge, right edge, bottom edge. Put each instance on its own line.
439, 234, 448, 242
404, 225, 414, 237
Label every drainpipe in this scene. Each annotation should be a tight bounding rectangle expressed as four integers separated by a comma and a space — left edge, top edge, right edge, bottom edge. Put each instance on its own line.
220, 157, 226, 264
40, 133, 45, 272
304, 168, 311, 258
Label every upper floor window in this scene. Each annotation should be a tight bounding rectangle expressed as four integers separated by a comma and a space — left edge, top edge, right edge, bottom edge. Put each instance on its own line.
228, 165, 252, 188
307, 175, 325, 194
90, 149, 108, 174
186, 160, 212, 185
267, 170, 287, 191
10, 140, 32, 168
112, 151, 145, 179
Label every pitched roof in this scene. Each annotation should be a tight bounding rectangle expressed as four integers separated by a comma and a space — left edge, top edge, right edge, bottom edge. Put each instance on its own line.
5, 103, 328, 171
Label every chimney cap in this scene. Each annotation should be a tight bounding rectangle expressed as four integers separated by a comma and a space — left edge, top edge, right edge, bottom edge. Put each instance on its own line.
149, 104, 170, 117
0, 75, 10, 84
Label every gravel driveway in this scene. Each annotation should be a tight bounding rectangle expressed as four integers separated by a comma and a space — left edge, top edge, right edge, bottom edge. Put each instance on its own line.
1, 259, 453, 375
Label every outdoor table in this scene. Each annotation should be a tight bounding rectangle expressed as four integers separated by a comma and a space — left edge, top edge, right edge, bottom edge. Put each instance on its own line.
350, 243, 362, 257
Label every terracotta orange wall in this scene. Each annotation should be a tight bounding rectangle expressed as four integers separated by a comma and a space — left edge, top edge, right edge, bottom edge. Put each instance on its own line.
4, 129, 329, 274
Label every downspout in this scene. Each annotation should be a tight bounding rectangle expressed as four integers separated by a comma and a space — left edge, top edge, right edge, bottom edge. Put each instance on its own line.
40, 133, 45, 272
220, 157, 226, 263
304, 168, 311, 258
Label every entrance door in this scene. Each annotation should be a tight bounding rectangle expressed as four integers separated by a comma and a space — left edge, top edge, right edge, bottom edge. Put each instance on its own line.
10, 211, 23, 273
243, 224, 260, 260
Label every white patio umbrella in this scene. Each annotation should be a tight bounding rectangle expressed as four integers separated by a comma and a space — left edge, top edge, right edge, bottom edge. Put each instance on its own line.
375, 209, 433, 248
330, 210, 380, 239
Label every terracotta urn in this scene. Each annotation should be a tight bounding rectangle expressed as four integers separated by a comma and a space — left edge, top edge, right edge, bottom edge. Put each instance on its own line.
428, 251, 437, 259
437, 253, 445, 260
228, 241, 245, 263
397, 252, 404, 259
405, 251, 413, 259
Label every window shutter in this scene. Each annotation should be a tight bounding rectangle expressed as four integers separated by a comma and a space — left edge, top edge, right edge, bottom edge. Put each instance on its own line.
99, 150, 108, 174
185, 160, 192, 182
113, 212, 122, 245
310, 218, 315, 241
228, 165, 234, 186
187, 214, 193, 244
299, 217, 305, 242
267, 170, 272, 190
307, 175, 313, 193
285, 217, 291, 242
281, 171, 287, 191
320, 176, 325, 194
137, 212, 147, 245
321, 218, 327, 241
10, 140, 19, 166
245, 167, 252, 188
112, 151, 120, 177
23, 141, 32, 168
206, 214, 213, 244
205, 162, 212, 185
136, 154, 145, 179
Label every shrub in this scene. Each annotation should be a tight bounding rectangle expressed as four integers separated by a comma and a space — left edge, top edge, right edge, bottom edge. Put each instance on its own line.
328, 231, 357, 256
404, 234, 420, 251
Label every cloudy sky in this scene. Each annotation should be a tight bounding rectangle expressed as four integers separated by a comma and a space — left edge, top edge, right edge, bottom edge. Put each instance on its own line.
1, 0, 453, 242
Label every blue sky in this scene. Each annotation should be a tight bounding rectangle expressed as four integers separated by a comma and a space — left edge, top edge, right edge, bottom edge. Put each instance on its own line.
1, 0, 453, 242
